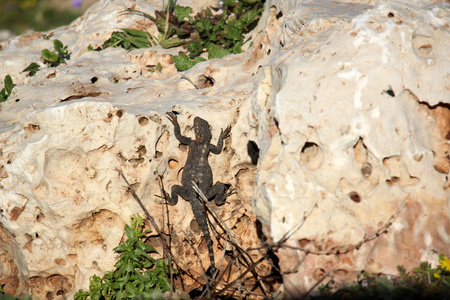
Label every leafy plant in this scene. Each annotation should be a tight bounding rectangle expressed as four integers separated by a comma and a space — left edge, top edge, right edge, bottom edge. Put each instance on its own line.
312, 253, 450, 299
22, 39, 69, 77
100, 0, 264, 71
41, 39, 69, 67
74, 214, 174, 300
21, 62, 40, 77
0, 75, 14, 103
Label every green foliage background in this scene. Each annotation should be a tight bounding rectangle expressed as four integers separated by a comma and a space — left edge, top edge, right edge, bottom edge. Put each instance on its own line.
0, 0, 83, 35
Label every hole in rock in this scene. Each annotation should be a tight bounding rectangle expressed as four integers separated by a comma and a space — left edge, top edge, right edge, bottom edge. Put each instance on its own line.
273, 117, 279, 128
384, 86, 395, 97
168, 159, 178, 169
313, 268, 326, 281
418, 44, 433, 56
137, 145, 146, 156
90, 76, 98, 84
276, 11, 283, 19
348, 191, 361, 203
138, 116, 149, 126
361, 163, 372, 178
116, 110, 123, 118
301, 142, 319, 161
56, 290, 65, 296
388, 12, 394, 17
36, 213, 44, 221
154, 151, 163, 159
15, 99, 20, 102
128, 157, 144, 164
353, 137, 368, 163
60, 92, 101, 102
247, 140, 260, 165
299, 239, 311, 247
24, 124, 40, 132
195, 75, 214, 89
46, 292, 54, 300
35, 232, 39, 238
386, 177, 400, 186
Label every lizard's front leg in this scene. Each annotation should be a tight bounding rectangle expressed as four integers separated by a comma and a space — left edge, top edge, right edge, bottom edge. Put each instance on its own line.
210, 125, 231, 154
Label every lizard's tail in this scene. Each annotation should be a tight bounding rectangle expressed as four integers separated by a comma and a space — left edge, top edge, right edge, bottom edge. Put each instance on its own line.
190, 198, 216, 272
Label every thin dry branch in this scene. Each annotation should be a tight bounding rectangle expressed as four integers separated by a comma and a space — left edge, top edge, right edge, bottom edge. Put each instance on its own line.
282, 197, 408, 255
191, 181, 270, 297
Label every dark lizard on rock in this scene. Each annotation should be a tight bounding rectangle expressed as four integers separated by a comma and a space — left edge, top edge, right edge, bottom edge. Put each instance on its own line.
162, 111, 231, 275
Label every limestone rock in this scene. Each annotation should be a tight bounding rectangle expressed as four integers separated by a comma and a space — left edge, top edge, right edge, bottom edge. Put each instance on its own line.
0, 0, 449, 298
0, 0, 268, 298
251, 0, 450, 297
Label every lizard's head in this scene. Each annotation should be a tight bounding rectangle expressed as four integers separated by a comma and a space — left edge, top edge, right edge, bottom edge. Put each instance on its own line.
194, 117, 212, 144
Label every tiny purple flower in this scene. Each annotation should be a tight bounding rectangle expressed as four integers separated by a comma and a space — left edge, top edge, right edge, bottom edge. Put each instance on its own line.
72, 0, 83, 8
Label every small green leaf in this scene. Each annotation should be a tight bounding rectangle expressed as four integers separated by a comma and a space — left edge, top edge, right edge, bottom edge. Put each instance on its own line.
124, 224, 135, 239
223, 20, 244, 41
22, 62, 40, 76
208, 43, 232, 59
225, 0, 235, 6
173, 54, 206, 71
413, 267, 426, 274
187, 40, 203, 58
174, 5, 193, 22
240, 0, 261, 6
397, 265, 407, 275
54, 39, 64, 52
113, 243, 130, 252
159, 37, 184, 48
4, 75, 14, 95
42, 49, 52, 60
195, 18, 213, 35
0, 89, 6, 100
240, 9, 260, 27
87, 44, 93, 51
50, 52, 59, 63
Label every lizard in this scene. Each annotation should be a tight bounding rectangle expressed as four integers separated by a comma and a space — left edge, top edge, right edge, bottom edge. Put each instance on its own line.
162, 111, 232, 276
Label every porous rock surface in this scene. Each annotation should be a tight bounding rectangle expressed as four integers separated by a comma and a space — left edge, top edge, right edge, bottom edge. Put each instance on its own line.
0, 0, 449, 298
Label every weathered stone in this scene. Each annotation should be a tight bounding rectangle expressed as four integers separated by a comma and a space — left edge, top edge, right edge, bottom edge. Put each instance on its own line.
251, 0, 450, 297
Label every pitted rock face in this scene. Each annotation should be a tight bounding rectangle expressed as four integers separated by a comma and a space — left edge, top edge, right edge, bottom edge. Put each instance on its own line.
251, 0, 450, 296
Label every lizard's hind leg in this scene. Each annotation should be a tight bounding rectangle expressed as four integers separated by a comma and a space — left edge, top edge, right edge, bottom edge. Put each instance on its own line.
206, 182, 230, 206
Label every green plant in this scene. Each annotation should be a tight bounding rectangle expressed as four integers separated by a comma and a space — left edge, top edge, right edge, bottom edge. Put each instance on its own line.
311, 253, 450, 299
22, 39, 69, 77
74, 214, 174, 300
41, 39, 69, 67
0, 75, 14, 103
100, 0, 264, 71
21, 62, 40, 77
